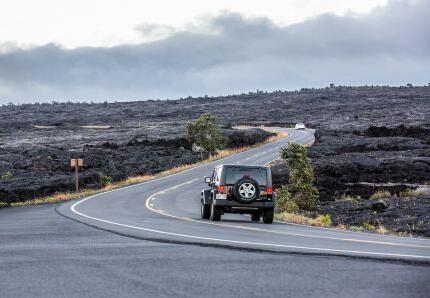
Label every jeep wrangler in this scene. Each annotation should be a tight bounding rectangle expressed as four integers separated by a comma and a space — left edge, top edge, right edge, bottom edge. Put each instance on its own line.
201, 164, 275, 224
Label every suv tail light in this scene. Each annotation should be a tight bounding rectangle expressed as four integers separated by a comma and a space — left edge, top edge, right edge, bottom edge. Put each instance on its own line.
266, 187, 273, 195
217, 185, 226, 193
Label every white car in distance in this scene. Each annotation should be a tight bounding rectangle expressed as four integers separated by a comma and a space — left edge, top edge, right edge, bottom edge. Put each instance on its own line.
295, 123, 306, 130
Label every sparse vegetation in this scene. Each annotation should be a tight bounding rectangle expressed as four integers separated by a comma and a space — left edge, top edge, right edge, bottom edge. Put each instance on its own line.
369, 190, 391, 200
345, 222, 387, 233
349, 226, 364, 232
368, 188, 428, 200
3, 131, 287, 208
398, 188, 427, 198
100, 175, 113, 187
2, 87, 429, 238
334, 222, 388, 234
316, 214, 332, 227
338, 194, 361, 202
0, 171, 13, 180
274, 212, 332, 228
376, 225, 388, 235
362, 222, 376, 231
80, 125, 111, 129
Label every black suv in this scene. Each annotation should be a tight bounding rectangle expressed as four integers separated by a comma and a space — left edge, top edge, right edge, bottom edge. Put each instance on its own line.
201, 164, 275, 224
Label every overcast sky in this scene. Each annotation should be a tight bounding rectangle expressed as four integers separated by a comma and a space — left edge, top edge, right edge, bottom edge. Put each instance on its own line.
0, 0, 428, 103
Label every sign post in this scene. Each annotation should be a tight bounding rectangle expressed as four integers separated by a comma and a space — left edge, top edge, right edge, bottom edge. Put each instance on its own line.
70, 159, 84, 192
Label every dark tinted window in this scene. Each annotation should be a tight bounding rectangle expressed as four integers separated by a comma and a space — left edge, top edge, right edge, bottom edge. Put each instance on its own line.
211, 170, 216, 182
225, 167, 268, 185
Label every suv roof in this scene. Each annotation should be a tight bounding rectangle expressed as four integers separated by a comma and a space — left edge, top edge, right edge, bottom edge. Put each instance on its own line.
218, 164, 269, 169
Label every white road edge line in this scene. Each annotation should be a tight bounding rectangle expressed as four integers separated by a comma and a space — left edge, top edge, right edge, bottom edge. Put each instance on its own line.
71, 193, 430, 260
68, 130, 430, 259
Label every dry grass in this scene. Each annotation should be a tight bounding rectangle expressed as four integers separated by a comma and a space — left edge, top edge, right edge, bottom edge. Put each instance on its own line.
369, 188, 428, 200
80, 125, 111, 129
376, 225, 388, 235
32, 125, 58, 129
338, 194, 362, 202
33, 125, 112, 129
398, 188, 428, 198
369, 190, 391, 200
274, 212, 332, 228
336, 223, 388, 235
274, 213, 395, 236
9, 189, 98, 207
397, 231, 413, 238
2, 131, 288, 208
349, 226, 364, 232
274, 217, 391, 235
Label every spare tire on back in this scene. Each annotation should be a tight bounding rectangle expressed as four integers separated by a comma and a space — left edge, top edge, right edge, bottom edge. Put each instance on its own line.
233, 177, 260, 204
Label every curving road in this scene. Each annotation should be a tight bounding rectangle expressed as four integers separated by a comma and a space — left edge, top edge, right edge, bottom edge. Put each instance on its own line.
58, 128, 430, 261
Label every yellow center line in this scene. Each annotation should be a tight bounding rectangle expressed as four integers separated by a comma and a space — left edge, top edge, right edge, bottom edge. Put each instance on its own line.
145, 184, 430, 250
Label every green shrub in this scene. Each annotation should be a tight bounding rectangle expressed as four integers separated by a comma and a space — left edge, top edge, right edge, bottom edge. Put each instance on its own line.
289, 180, 319, 210
280, 143, 319, 211
0, 171, 13, 180
349, 226, 364, 232
100, 175, 112, 187
276, 186, 298, 213
316, 214, 332, 227
362, 222, 376, 231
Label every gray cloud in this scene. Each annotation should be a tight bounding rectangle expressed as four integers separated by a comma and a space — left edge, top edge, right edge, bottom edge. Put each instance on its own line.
135, 23, 176, 41
0, 0, 429, 103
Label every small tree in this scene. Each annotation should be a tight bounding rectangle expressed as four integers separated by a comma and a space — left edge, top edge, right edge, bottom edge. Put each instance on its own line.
279, 143, 319, 211
186, 113, 227, 158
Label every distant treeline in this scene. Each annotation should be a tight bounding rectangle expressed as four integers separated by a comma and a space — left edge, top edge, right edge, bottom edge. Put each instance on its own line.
2, 84, 429, 107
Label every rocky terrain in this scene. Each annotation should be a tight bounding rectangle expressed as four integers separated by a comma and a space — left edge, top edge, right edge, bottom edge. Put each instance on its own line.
307, 123, 430, 236
1, 86, 429, 235
319, 197, 430, 236
0, 120, 273, 203
309, 125, 430, 200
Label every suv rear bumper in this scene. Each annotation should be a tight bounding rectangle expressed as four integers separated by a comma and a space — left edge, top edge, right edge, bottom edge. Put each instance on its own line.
213, 199, 274, 209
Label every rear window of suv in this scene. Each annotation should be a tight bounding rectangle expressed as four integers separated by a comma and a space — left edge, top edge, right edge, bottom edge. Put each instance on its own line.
224, 167, 268, 185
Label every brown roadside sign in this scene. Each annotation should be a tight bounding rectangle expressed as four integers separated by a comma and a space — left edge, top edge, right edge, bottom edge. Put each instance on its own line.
70, 159, 84, 167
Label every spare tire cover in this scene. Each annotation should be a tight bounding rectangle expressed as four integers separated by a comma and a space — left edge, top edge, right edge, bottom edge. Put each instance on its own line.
233, 177, 260, 203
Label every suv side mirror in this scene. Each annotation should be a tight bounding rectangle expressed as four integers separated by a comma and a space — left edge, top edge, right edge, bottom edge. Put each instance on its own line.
204, 177, 211, 184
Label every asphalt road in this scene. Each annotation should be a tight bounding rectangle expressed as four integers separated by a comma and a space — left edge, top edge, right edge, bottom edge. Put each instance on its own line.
1, 128, 430, 297
59, 128, 430, 261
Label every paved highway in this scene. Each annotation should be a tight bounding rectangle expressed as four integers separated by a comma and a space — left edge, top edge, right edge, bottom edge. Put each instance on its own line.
1, 128, 430, 297
59, 128, 430, 261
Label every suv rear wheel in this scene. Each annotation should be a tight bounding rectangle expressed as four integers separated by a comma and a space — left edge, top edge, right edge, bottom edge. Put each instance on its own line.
210, 203, 222, 221
201, 202, 210, 219
262, 208, 274, 224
